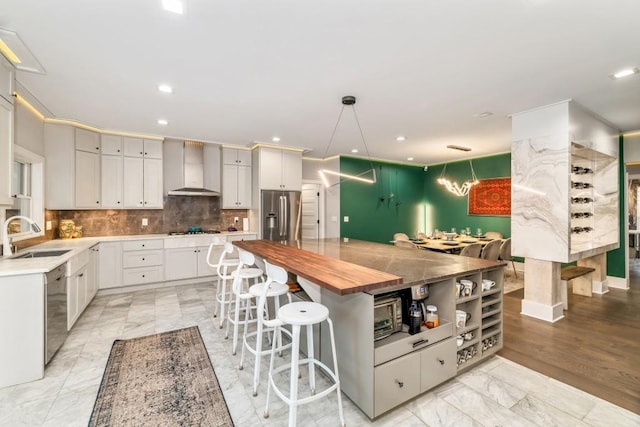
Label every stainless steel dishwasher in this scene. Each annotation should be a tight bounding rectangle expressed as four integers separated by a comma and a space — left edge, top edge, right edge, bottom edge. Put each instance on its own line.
46, 264, 68, 364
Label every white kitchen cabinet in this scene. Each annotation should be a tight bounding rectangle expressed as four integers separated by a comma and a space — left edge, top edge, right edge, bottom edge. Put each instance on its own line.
121, 239, 164, 286
44, 124, 74, 209
0, 95, 13, 206
222, 147, 251, 166
198, 245, 219, 277
101, 154, 123, 208
123, 156, 163, 208
67, 248, 94, 330
87, 245, 99, 302
164, 247, 200, 281
222, 160, 252, 208
123, 137, 163, 159
0, 53, 14, 104
101, 134, 122, 155
98, 241, 122, 289
257, 147, 302, 191
75, 149, 101, 208
75, 128, 100, 154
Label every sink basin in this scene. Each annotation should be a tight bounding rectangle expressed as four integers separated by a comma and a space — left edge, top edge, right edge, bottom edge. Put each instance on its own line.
11, 250, 71, 259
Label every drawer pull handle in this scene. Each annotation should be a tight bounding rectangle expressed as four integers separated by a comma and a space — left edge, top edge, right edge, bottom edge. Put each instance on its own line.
412, 339, 428, 348
438, 358, 445, 365
395, 379, 404, 388
142, 258, 145, 261
142, 274, 145, 278
78, 273, 84, 277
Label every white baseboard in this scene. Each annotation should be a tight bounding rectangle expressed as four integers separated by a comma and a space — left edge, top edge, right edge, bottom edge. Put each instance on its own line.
521, 299, 564, 323
607, 275, 629, 290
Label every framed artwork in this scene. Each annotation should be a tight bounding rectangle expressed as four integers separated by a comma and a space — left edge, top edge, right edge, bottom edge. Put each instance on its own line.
468, 178, 511, 216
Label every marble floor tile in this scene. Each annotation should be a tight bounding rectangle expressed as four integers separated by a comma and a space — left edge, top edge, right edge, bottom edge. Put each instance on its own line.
2, 282, 637, 427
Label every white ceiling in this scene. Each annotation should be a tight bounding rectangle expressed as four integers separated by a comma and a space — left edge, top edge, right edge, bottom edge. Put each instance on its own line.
1, 0, 639, 165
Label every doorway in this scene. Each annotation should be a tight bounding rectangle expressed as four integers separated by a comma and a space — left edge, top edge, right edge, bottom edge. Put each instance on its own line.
301, 182, 324, 239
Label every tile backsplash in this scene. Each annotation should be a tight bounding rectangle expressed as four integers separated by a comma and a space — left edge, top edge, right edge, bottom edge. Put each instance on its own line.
14, 196, 249, 250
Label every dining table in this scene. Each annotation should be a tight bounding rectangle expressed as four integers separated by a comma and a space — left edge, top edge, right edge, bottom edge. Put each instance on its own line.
410, 235, 495, 253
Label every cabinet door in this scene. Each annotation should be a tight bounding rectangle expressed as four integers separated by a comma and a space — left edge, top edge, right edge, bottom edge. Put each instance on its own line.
123, 156, 144, 208
0, 96, 12, 206
75, 150, 101, 208
44, 124, 75, 209
67, 274, 79, 330
87, 246, 99, 302
236, 149, 252, 166
165, 247, 198, 281
0, 53, 13, 103
143, 140, 163, 159
123, 137, 144, 157
281, 150, 302, 191
236, 165, 252, 208
222, 147, 238, 165
374, 351, 420, 417
99, 242, 122, 289
101, 134, 122, 155
101, 155, 123, 208
221, 164, 239, 208
197, 245, 219, 277
143, 158, 163, 208
75, 128, 100, 153
259, 147, 283, 190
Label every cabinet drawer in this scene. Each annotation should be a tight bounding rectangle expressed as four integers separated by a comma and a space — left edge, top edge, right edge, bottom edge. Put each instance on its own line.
374, 351, 420, 417
122, 266, 164, 286
225, 233, 257, 242
122, 239, 163, 251
122, 250, 163, 268
420, 337, 457, 392
374, 321, 453, 366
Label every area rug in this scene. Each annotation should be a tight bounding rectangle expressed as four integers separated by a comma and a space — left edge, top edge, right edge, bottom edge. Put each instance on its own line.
89, 326, 234, 426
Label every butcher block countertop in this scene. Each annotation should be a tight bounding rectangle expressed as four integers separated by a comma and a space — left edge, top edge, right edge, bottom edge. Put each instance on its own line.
233, 238, 505, 295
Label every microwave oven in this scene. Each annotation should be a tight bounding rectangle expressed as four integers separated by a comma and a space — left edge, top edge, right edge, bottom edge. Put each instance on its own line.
373, 294, 403, 341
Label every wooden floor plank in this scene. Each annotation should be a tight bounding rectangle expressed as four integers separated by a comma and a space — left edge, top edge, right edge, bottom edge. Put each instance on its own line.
499, 277, 640, 415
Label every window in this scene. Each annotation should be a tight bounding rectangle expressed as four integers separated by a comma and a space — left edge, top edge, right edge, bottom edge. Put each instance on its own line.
6, 145, 44, 239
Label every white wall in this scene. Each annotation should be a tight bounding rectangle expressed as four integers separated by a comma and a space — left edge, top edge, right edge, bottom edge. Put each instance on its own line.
624, 133, 640, 162
302, 157, 340, 238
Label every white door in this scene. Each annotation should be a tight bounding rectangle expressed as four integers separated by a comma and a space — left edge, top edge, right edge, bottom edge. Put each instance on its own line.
301, 183, 321, 239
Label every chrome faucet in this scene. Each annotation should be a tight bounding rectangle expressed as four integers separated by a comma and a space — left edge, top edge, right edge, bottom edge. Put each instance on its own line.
2, 216, 42, 257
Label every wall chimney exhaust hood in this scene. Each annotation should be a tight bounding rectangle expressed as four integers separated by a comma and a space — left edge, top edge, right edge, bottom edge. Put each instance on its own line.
164, 140, 221, 197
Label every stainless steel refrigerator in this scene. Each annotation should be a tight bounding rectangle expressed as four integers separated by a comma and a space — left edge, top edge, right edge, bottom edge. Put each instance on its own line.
262, 190, 302, 241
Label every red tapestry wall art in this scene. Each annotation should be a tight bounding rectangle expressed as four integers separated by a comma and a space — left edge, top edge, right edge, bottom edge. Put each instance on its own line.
468, 178, 511, 216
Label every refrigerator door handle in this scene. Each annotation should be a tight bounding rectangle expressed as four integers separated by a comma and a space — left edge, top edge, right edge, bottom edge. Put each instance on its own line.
279, 196, 286, 237
283, 195, 288, 237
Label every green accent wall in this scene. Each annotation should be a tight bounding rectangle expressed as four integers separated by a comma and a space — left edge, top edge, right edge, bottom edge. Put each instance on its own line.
339, 153, 513, 243
339, 157, 425, 244
422, 153, 511, 238
607, 134, 625, 278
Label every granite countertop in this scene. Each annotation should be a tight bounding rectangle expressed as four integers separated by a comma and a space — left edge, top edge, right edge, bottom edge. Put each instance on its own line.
0, 231, 256, 277
234, 238, 506, 295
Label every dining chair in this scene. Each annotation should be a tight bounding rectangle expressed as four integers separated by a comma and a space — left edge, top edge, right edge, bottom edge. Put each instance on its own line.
393, 232, 410, 241
394, 239, 419, 249
499, 238, 517, 278
459, 243, 482, 258
481, 239, 502, 261
416, 232, 429, 240
484, 231, 504, 240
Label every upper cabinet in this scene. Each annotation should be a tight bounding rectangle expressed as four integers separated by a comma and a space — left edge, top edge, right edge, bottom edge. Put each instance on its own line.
221, 147, 252, 208
101, 134, 123, 208
123, 138, 163, 209
0, 53, 14, 206
123, 137, 163, 159
255, 147, 302, 191
511, 100, 619, 263
74, 128, 101, 208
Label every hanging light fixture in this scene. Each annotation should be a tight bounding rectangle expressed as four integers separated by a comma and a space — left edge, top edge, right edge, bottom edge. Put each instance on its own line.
437, 146, 479, 197
318, 95, 376, 187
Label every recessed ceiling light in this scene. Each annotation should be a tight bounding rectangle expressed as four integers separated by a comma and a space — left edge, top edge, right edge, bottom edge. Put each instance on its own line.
272, 137, 280, 142
609, 67, 639, 80
474, 111, 493, 118
157, 119, 168, 125
396, 136, 406, 142
158, 84, 173, 94
162, 0, 184, 14
407, 157, 414, 161
351, 149, 359, 153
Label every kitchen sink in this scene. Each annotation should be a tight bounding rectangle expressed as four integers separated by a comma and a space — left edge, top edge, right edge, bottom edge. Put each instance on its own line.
11, 250, 71, 259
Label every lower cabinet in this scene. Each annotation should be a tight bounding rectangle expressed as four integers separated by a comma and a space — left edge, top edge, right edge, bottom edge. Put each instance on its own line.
165, 245, 222, 280
67, 246, 98, 330
98, 242, 122, 289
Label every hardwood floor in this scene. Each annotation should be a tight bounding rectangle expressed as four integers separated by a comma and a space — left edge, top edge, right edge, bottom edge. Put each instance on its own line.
499, 270, 640, 415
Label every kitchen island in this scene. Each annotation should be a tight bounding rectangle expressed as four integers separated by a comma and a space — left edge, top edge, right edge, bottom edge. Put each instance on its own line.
234, 238, 506, 418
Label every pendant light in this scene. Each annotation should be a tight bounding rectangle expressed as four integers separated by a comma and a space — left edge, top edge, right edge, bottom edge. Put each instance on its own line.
318, 96, 376, 187
437, 146, 479, 197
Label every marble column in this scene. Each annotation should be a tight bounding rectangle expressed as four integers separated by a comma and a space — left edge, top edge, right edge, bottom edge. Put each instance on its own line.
578, 253, 609, 294
522, 258, 564, 322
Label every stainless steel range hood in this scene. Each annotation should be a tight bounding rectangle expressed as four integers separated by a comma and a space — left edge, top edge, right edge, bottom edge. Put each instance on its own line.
164, 139, 221, 197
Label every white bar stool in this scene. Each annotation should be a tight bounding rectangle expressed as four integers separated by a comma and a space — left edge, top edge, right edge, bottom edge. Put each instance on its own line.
226, 247, 264, 355
264, 299, 345, 427
240, 260, 293, 396
207, 240, 239, 328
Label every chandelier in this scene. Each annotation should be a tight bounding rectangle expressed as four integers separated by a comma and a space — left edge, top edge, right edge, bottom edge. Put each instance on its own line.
437, 160, 479, 197
318, 95, 376, 188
